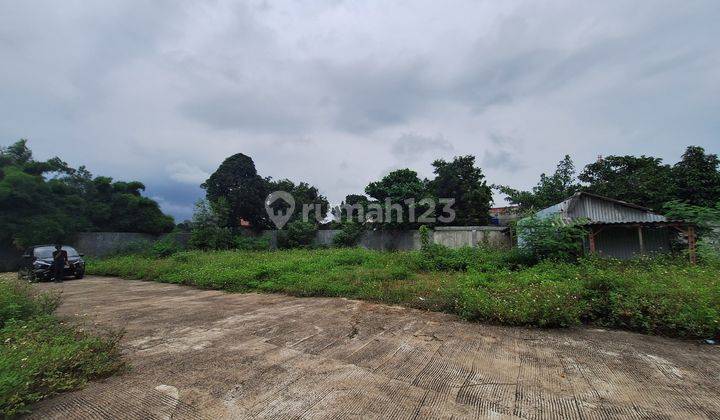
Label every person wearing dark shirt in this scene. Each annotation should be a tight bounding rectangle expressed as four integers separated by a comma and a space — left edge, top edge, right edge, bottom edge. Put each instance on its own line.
52, 245, 68, 283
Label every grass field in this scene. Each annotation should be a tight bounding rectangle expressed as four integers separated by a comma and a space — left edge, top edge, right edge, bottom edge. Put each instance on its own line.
0, 273, 124, 417
89, 247, 720, 339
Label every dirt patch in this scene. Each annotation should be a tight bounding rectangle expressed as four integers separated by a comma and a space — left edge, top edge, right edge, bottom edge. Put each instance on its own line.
29, 277, 720, 419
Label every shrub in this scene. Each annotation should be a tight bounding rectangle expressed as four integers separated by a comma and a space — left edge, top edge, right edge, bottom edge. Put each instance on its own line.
277, 220, 317, 249
517, 214, 587, 262
109, 239, 154, 256
0, 317, 124, 417
188, 226, 234, 250
0, 278, 60, 328
332, 223, 365, 247
151, 232, 186, 257
0, 275, 123, 416
234, 234, 271, 251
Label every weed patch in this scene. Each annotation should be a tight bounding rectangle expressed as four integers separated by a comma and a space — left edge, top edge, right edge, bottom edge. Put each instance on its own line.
89, 249, 720, 339
0, 274, 124, 416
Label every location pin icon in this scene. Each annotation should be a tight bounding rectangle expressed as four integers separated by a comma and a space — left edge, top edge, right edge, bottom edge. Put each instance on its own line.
265, 191, 295, 229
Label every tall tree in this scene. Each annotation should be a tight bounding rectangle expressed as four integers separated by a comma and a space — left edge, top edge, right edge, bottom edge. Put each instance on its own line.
429, 155, 493, 225
202, 153, 268, 229
265, 178, 329, 224
0, 139, 173, 249
498, 155, 580, 210
579, 155, 676, 211
365, 169, 428, 229
673, 146, 720, 207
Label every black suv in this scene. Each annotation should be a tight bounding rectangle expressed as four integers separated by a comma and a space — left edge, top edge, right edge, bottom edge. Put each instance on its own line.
18, 245, 86, 282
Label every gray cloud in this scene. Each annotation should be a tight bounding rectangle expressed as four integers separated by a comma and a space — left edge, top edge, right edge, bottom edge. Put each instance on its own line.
481, 150, 525, 172
391, 133, 454, 162
1, 1, 718, 219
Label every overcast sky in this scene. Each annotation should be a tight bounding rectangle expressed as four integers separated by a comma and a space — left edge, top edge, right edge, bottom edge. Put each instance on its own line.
2, 1, 719, 221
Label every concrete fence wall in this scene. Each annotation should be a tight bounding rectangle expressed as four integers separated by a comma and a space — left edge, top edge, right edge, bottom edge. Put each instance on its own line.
432, 226, 511, 249
73, 232, 159, 258
314, 226, 510, 251
1, 226, 511, 269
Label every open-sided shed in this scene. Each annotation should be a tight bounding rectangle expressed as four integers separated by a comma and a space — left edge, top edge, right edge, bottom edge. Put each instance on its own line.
536, 192, 696, 261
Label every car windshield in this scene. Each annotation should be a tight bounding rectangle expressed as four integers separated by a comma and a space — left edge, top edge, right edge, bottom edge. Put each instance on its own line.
34, 246, 79, 258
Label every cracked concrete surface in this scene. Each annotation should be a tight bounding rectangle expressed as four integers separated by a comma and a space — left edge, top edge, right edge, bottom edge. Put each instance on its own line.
29, 277, 720, 419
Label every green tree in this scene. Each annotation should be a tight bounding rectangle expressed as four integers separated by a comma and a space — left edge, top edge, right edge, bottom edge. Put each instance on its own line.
202, 153, 268, 229
0, 139, 174, 249
429, 155, 492, 225
277, 220, 317, 249
365, 169, 429, 229
498, 155, 580, 210
579, 155, 676, 211
188, 199, 234, 250
265, 178, 329, 224
517, 215, 588, 262
333, 194, 370, 223
673, 146, 720, 207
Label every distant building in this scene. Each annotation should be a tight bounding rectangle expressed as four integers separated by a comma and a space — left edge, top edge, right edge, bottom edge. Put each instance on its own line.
533, 192, 696, 261
489, 205, 520, 226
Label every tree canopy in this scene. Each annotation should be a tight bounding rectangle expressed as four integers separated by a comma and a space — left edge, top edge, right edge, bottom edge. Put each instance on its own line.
429, 155, 493, 225
500, 146, 720, 214
265, 178, 329, 224
0, 139, 174, 249
578, 155, 676, 211
672, 146, 720, 207
202, 153, 268, 229
498, 155, 580, 211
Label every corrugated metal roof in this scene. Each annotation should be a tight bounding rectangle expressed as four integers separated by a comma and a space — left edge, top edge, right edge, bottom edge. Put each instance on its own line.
536, 192, 667, 225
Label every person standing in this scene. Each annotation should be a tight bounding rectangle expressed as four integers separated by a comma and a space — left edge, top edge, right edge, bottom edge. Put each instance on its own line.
52, 244, 68, 283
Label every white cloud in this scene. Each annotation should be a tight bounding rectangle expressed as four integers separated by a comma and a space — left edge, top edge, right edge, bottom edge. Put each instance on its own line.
166, 162, 210, 185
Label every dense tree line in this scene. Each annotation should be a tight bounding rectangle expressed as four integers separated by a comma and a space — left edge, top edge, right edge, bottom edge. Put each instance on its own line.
0, 140, 174, 249
6, 136, 715, 252
197, 153, 492, 247
498, 146, 720, 213
201, 145, 719, 241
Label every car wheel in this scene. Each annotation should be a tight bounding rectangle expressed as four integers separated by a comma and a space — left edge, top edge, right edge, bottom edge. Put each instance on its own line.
75, 270, 85, 279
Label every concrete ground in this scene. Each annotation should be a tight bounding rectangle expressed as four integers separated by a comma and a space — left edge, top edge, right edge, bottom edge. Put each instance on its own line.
30, 277, 719, 419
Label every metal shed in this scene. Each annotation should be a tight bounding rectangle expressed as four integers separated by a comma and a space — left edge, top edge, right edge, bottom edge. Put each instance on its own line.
536, 192, 696, 261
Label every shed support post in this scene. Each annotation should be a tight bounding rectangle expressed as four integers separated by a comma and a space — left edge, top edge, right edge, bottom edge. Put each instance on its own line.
588, 227, 596, 254
637, 226, 644, 255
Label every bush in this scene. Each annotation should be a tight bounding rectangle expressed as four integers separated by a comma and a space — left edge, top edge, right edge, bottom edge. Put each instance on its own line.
0, 316, 124, 417
188, 226, 234, 250
151, 232, 186, 257
277, 220, 317, 249
332, 223, 365, 247
517, 215, 587, 262
109, 239, 154, 256
0, 275, 123, 416
0, 278, 60, 328
234, 234, 271, 251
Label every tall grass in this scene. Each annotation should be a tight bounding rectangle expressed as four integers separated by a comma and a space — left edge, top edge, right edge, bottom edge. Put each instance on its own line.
0, 274, 124, 416
89, 248, 720, 339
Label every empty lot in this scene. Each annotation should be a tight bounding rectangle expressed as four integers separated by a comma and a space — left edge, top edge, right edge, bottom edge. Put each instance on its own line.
30, 277, 719, 419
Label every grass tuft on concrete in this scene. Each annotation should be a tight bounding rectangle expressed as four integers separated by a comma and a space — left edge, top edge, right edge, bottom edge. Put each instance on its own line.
0, 274, 124, 417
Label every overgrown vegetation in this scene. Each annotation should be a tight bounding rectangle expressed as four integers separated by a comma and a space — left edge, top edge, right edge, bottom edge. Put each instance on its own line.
332, 222, 365, 247
0, 274, 124, 416
0, 140, 173, 250
89, 248, 719, 339
516, 215, 588, 262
